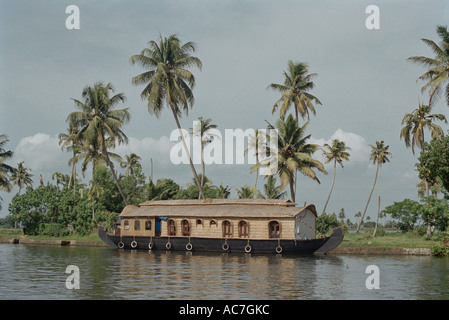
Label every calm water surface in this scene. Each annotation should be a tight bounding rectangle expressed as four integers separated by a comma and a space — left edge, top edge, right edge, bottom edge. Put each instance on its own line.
0, 244, 448, 300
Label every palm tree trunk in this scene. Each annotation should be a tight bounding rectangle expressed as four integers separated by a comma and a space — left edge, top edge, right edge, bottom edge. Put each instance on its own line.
373, 196, 380, 237
254, 153, 259, 188
102, 146, 128, 206
322, 159, 337, 214
170, 107, 205, 199
289, 175, 295, 203
356, 162, 379, 233
199, 144, 205, 199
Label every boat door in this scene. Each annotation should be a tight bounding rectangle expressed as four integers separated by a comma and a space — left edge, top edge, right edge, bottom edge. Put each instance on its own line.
155, 218, 161, 236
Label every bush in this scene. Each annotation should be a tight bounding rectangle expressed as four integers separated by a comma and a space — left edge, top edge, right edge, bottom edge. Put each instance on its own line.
432, 243, 449, 257
316, 212, 340, 235
26, 223, 70, 237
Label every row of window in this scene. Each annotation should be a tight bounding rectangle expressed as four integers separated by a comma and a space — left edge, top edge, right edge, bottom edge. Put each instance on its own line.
123, 219, 281, 239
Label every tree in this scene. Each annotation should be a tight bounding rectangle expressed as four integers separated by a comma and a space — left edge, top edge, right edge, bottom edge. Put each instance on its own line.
268, 60, 322, 122
236, 185, 258, 199
190, 117, 218, 193
408, 25, 449, 106
67, 82, 130, 205
245, 129, 266, 188
120, 153, 142, 176
321, 139, 351, 214
130, 34, 205, 199
58, 125, 82, 194
10, 161, 33, 196
400, 102, 446, 155
356, 141, 391, 233
252, 114, 326, 203
417, 135, 449, 196
258, 175, 286, 199
0, 134, 15, 207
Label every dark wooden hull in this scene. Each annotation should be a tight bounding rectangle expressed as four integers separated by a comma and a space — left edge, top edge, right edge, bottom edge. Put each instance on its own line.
98, 226, 344, 254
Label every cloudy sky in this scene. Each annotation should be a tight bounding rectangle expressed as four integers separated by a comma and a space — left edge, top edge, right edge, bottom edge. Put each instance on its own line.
1, 0, 448, 220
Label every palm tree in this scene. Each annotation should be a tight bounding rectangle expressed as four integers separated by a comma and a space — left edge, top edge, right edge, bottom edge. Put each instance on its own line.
130, 34, 205, 199
268, 60, 322, 122
400, 102, 447, 155
236, 185, 258, 199
120, 153, 142, 176
245, 129, 266, 188
252, 114, 327, 203
58, 124, 83, 197
0, 134, 15, 193
407, 25, 449, 106
356, 141, 391, 233
190, 117, 218, 193
321, 139, 351, 214
258, 175, 287, 199
67, 82, 130, 205
11, 161, 33, 196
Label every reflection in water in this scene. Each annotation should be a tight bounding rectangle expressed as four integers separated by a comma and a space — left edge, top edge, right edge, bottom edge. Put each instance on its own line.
0, 244, 448, 300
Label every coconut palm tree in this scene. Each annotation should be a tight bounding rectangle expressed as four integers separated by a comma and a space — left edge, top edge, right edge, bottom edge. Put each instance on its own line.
67, 82, 130, 205
400, 102, 447, 155
10, 161, 33, 196
258, 175, 287, 199
407, 25, 449, 106
58, 124, 83, 198
268, 60, 322, 122
130, 34, 205, 199
252, 114, 327, 203
0, 134, 14, 193
356, 141, 391, 233
321, 139, 351, 214
190, 117, 218, 192
245, 129, 267, 189
120, 153, 142, 176
236, 185, 258, 199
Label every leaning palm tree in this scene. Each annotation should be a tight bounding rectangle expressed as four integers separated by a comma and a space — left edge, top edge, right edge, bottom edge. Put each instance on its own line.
0, 134, 15, 192
10, 161, 33, 196
408, 25, 449, 106
356, 141, 391, 233
252, 114, 327, 203
190, 116, 218, 193
321, 139, 351, 214
268, 60, 322, 122
245, 129, 266, 189
130, 34, 205, 199
120, 153, 142, 176
400, 102, 447, 155
67, 82, 130, 205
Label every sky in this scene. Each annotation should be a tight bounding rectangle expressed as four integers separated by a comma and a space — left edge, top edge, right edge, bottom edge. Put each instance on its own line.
1, 0, 448, 221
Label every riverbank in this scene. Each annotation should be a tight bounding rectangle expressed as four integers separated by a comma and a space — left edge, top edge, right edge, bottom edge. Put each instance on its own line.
0, 228, 438, 255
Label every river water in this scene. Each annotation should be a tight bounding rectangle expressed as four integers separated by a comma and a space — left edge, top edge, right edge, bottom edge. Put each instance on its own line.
0, 243, 448, 300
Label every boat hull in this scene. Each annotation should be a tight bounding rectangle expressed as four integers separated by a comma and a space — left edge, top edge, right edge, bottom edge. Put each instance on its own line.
98, 226, 344, 254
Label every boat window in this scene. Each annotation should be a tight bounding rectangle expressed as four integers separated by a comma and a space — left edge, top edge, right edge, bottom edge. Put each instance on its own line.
168, 220, 176, 236
222, 220, 232, 238
145, 220, 152, 230
210, 220, 216, 226
196, 219, 202, 225
238, 220, 249, 238
124, 220, 129, 230
134, 220, 140, 231
269, 221, 280, 239
182, 220, 190, 236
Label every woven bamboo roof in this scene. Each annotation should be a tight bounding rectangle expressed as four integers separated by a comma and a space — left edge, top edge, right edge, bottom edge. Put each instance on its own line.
119, 199, 317, 218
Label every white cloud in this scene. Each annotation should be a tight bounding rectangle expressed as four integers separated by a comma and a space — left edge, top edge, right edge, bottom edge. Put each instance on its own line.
310, 128, 370, 165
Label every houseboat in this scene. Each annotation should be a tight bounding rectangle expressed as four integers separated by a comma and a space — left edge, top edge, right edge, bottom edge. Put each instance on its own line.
98, 198, 343, 254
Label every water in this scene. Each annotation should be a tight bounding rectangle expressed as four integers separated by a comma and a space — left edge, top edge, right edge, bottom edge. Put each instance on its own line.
0, 243, 448, 300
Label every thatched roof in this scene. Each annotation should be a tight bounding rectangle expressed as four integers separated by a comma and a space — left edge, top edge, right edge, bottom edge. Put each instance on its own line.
119, 199, 317, 218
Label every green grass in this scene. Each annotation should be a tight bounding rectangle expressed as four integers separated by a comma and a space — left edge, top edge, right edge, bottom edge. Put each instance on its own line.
0, 228, 103, 244
341, 229, 437, 249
